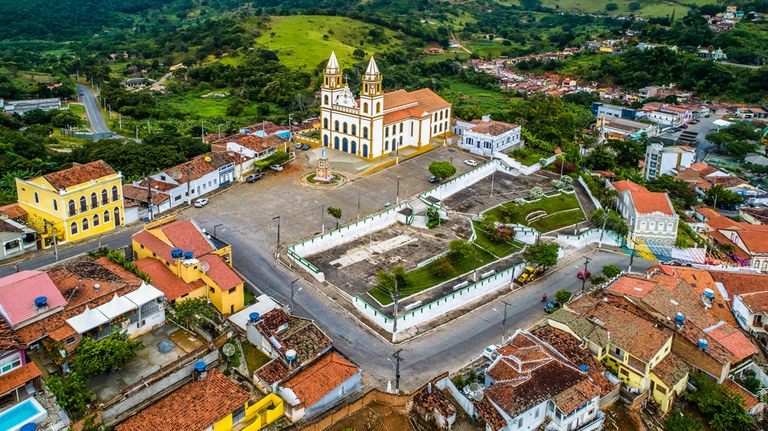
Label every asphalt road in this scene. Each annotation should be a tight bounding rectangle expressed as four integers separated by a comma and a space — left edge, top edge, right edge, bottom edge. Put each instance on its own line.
77, 84, 111, 135
660, 113, 724, 162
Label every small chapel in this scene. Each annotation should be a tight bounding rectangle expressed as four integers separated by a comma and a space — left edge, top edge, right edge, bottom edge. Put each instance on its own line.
319, 51, 452, 160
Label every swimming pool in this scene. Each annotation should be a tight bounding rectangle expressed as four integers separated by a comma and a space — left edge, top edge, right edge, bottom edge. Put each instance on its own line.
0, 398, 47, 431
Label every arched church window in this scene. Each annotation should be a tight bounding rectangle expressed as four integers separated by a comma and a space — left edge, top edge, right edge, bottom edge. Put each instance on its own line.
323, 135, 329, 147
385, 128, 389, 138
363, 127, 369, 138
399, 123, 403, 133
334, 121, 339, 132
363, 103, 369, 114
323, 118, 329, 129
351, 125, 357, 136
324, 95, 329, 105
376, 102, 381, 114
343, 123, 348, 134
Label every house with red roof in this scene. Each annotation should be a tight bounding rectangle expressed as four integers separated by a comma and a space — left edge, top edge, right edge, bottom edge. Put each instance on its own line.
609, 180, 678, 244
453, 115, 522, 157
0, 315, 43, 410
694, 207, 768, 270
473, 329, 607, 431
132, 216, 244, 315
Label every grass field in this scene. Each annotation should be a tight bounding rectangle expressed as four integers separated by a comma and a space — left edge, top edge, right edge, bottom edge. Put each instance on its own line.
155, 90, 262, 120
509, 148, 552, 166
439, 79, 510, 113
540, 0, 694, 17
369, 244, 495, 305
484, 193, 585, 233
242, 342, 271, 374
472, 221, 525, 258
255, 15, 414, 70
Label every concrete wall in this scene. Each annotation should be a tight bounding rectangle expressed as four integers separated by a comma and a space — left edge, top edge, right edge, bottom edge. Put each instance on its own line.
578, 176, 603, 211
102, 349, 219, 425
354, 262, 527, 339
556, 229, 622, 249
298, 389, 410, 431
305, 371, 362, 419
438, 377, 475, 417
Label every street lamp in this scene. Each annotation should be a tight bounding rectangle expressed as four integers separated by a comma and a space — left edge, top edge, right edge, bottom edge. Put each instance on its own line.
315, 201, 325, 234
213, 223, 224, 237
581, 256, 591, 294
289, 278, 301, 313
273, 215, 281, 251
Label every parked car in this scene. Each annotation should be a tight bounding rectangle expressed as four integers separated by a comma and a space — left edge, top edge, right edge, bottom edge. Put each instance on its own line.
294, 143, 302, 149
428, 176, 440, 183
577, 269, 591, 280
483, 344, 499, 360
300, 144, 310, 150
680, 124, 688, 129
246, 173, 263, 183
544, 300, 558, 313
269, 164, 284, 172
193, 198, 209, 208
464, 159, 478, 167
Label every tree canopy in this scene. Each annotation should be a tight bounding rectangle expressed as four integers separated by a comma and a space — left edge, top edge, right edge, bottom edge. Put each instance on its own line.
523, 242, 559, 268
429, 160, 457, 180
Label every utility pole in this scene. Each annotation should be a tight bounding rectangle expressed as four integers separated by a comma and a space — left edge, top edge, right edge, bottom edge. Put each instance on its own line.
473, 243, 479, 282
501, 300, 511, 326
628, 243, 636, 274
147, 119, 151, 134
201, 121, 205, 143
392, 278, 400, 335
135, 126, 139, 140
597, 211, 608, 249
581, 256, 591, 293
490, 149, 496, 197
146, 177, 153, 221
186, 164, 192, 206
273, 215, 281, 251
320, 203, 325, 234
395, 176, 400, 204
43, 220, 59, 261
392, 349, 403, 394
289, 278, 300, 313
119, 113, 122, 130
357, 188, 361, 221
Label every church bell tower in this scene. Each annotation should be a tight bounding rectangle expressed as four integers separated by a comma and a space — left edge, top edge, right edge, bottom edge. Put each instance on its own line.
359, 56, 383, 118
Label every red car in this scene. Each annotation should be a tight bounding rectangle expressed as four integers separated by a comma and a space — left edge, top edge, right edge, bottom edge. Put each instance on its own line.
577, 270, 591, 280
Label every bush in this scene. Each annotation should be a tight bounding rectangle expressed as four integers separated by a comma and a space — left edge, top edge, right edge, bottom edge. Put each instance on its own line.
555, 289, 572, 305
602, 264, 622, 278
590, 274, 607, 286
628, 2, 641, 11
606, 3, 619, 11
431, 256, 455, 277
490, 225, 515, 243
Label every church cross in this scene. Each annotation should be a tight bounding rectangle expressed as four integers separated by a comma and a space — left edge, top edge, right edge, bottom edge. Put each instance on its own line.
344, 75, 349, 86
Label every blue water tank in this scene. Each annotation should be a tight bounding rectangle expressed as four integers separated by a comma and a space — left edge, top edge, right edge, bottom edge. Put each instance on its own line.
21, 424, 37, 431
675, 312, 685, 325
579, 364, 589, 372
249, 312, 260, 323
697, 338, 709, 350
194, 361, 206, 373
184, 251, 194, 260
171, 248, 183, 259
34, 297, 47, 308
704, 288, 715, 299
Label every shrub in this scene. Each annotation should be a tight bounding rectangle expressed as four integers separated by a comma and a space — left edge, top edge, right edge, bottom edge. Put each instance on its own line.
628, 2, 641, 11
602, 264, 622, 278
555, 289, 572, 305
431, 256, 455, 277
590, 274, 607, 285
606, 3, 619, 11
490, 225, 515, 243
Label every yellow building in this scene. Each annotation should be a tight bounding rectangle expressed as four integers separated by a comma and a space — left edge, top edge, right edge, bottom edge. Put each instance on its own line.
115, 368, 284, 431
133, 216, 244, 315
550, 298, 688, 413
15, 160, 124, 245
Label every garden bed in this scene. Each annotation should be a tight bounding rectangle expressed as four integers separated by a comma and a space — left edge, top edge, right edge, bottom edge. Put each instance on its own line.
483, 193, 585, 233
472, 220, 525, 258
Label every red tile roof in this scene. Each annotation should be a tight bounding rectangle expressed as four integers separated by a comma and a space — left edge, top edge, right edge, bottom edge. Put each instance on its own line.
0, 362, 41, 395
199, 254, 242, 291
0, 318, 22, 352
710, 271, 768, 297
607, 276, 657, 298
629, 190, 675, 215
705, 324, 758, 363
115, 369, 251, 431
0, 270, 68, 327
122, 184, 170, 205
256, 359, 291, 385
134, 258, 195, 301
43, 160, 116, 191
164, 152, 237, 184
0, 203, 27, 219
611, 180, 648, 193
738, 291, 768, 313
651, 353, 689, 388
468, 120, 520, 136
281, 351, 359, 408
736, 230, 768, 253
724, 379, 760, 412
159, 220, 215, 257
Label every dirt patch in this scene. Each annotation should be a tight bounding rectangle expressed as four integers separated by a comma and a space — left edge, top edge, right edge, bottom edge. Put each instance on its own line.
442, 172, 552, 215
324, 402, 413, 431
169, 329, 204, 353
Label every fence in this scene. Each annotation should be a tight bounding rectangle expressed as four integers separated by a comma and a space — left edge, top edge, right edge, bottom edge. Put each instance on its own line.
287, 202, 409, 282
556, 228, 623, 249
353, 261, 528, 338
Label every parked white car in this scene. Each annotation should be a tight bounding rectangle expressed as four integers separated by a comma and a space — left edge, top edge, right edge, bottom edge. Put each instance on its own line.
483, 344, 499, 360
194, 198, 209, 208
269, 164, 284, 172
464, 159, 478, 167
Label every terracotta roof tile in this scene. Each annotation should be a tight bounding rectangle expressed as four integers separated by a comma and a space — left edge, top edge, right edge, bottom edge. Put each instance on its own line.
115, 369, 251, 431
736, 230, 768, 253
629, 190, 675, 215
651, 353, 689, 387
0, 203, 26, 219
0, 270, 68, 327
738, 291, 768, 313
158, 220, 215, 257
473, 397, 507, 431
710, 272, 768, 297
724, 379, 760, 411
705, 324, 758, 363
43, 160, 116, 191
468, 120, 520, 137
0, 318, 22, 352
607, 276, 657, 298
611, 180, 648, 193
134, 258, 195, 301
409, 88, 451, 111
199, 254, 242, 291
164, 152, 237, 184
122, 184, 170, 205
281, 351, 359, 408
256, 359, 291, 385
414, 386, 456, 418
0, 362, 41, 395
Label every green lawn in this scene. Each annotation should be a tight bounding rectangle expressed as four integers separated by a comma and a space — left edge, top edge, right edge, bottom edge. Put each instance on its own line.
472, 221, 525, 258
439, 79, 511, 113
155, 90, 263, 120
485, 193, 585, 233
242, 342, 271, 374
540, 0, 692, 17
509, 148, 552, 166
254, 15, 414, 70
368, 244, 495, 305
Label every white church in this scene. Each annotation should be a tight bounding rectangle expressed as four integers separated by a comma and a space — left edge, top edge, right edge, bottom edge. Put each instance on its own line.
320, 51, 452, 160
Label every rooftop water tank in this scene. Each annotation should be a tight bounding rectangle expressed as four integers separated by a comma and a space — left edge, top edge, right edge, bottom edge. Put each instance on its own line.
675, 312, 685, 325
286, 349, 297, 361
184, 251, 194, 260
579, 364, 589, 372
249, 312, 260, 323
194, 361, 206, 373
34, 296, 47, 308
171, 248, 184, 259
21, 424, 37, 431
697, 338, 709, 350
704, 288, 715, 299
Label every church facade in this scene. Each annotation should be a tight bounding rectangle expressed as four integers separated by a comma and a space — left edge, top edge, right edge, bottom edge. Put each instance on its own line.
319, 52, 452, 160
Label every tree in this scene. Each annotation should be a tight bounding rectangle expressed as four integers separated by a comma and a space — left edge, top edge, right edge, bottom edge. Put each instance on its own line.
522, 243, 559, 268
172, 297, 216, 329
685, 373, 753, 431
46, 372, 92, 418
377, 266, 408, 296
73, 332, 144, 377
607, 138, 646, 169
744, 375, 761, 394
226, 98, 250, 116
628, 2, 641, 11
704, 184, 743, 210
429, 160, 457, 180
605, 3, 619, 11
327, 207, 342, 228
51, 110, 83, 128
554, 289, 572, 305
448, 239, 475, 263
723, 140, 758, 160
431, 256, 455, 277
664, 413, 703, 431
602, 264, 622, 278
586, 146, 616, 171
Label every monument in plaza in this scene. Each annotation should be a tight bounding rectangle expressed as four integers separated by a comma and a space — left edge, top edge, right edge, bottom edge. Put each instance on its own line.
315, 148, 333, 182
